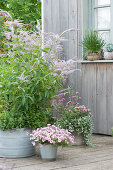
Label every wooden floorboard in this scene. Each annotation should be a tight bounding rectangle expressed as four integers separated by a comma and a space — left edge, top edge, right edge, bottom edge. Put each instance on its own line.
0, 135, 113, 170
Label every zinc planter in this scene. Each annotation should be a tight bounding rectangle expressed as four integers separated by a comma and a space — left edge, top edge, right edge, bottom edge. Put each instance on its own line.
0, 128, 35, 158
39, 144, 58, 161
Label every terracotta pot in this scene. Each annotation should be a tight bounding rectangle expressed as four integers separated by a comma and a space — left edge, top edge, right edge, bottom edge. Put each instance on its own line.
72, 131, 84, 146
87, 54, 102, 61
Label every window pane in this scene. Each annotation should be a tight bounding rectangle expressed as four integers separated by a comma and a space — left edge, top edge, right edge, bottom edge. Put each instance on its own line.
96, 7, 110, 29
98, 0, 110, 5
99, 31, 110, 44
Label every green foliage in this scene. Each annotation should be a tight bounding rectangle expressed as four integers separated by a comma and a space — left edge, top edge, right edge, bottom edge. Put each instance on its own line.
0, 0, 41, 26
0, 110, 55, 130
106, 43, 113, 52
0, 57, 62, 115
0, 111, 25, 130
0, 14, 9, 53
56, 111, 93, 146
82, 30, 105, 55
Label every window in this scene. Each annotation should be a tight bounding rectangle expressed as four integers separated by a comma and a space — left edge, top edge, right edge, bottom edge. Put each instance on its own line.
93, 0, 111, 43
82, 0, 113, 44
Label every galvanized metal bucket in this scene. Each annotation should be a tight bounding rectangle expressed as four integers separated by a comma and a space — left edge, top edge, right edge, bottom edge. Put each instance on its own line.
39, 144, 57, 161
0, 128, 35, 158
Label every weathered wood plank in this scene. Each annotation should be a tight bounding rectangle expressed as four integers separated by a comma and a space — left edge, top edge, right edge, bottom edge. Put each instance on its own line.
106, 63, 113, 135
43, 0, 52, 32
51, 0, 60, 34
81, 64, 89, 107
96, 63, 107, 134
86, 64, 97, 133
59, 0, 69, 60
68, 0, 78, 59
77, 0, 82, 58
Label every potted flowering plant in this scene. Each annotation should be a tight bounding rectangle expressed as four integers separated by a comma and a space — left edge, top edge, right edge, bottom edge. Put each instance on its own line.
0, 11, 77, 158
52, 91, 93, 146
30, 124, 74, 160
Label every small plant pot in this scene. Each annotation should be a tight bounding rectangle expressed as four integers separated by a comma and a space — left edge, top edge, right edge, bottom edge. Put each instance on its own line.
87, 54, 102, 61
104, 52, 113, 60
39, 144, 58, 161
72, 131, 84, 146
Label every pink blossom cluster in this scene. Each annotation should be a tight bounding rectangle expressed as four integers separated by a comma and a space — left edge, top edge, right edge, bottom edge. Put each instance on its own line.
30, 124, 74, 146
54, 91, 82, 113
74, 105, 88, 112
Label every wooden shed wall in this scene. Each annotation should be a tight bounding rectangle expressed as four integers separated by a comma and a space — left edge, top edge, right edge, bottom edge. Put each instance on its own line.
43, 0, 82, 59
43, 0, 82, 98
43, 1, 113, 135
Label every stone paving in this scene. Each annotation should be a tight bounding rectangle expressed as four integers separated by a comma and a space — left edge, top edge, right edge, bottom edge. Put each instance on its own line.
1, 134, 113, 170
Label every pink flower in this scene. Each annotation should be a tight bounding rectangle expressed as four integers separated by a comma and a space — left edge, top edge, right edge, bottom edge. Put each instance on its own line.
62, 98, 65, 101
64, 108, 67, 110
72, 96, 76, 98
76, 91, 79, 94
69, 110, 72, 112
67, 101, 71, 105
79, 97, 81, 99
76, 103, 79, 106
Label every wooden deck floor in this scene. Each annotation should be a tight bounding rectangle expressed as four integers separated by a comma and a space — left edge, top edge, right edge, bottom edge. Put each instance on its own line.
1, 135, 113, 170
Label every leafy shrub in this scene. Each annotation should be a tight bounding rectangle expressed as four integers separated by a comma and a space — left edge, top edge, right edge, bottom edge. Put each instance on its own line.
0, 0, 41, 26
0, 12, 76, 131
0, 14, 9, 53
0, 110, 55, 130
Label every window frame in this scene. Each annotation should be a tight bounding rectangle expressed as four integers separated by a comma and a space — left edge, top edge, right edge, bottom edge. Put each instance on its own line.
82, 0, 113, 43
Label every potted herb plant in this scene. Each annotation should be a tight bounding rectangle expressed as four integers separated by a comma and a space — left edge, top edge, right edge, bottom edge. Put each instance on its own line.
82, 30, 105, 61
30, 124, 74, 160
104, 43, 113, 60
52, 92, 93, 146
